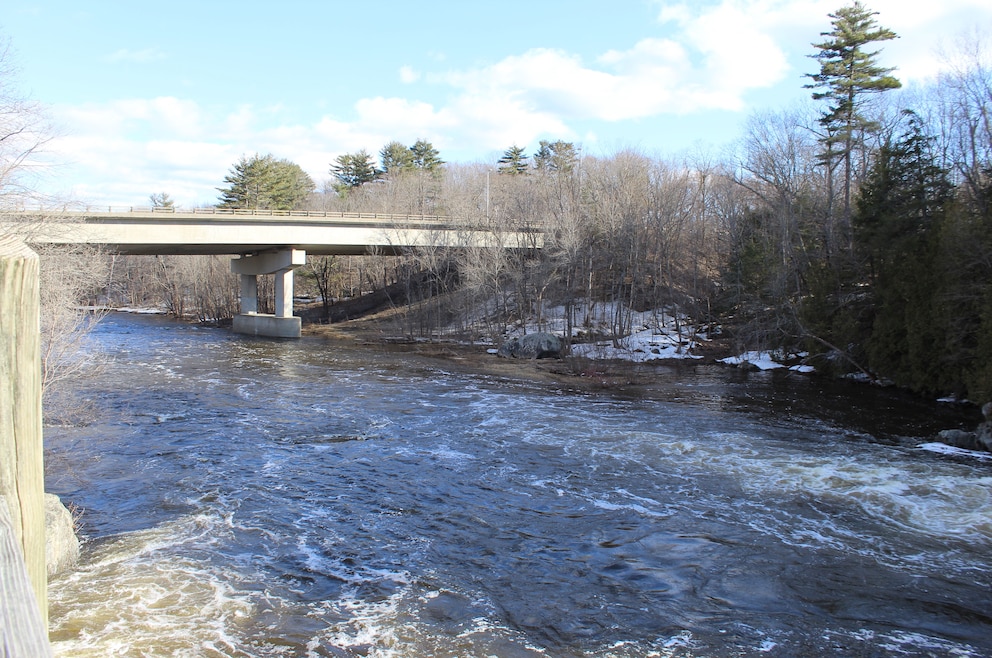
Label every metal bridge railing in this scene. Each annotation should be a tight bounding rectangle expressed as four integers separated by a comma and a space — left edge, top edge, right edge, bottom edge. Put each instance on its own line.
77, 206, 451, 222
0, 498, 53, 657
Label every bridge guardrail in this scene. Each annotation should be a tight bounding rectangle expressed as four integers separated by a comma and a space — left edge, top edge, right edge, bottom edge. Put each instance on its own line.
37, 206, 452, 222
2, 206, 547, 234
0, 498, 53, 657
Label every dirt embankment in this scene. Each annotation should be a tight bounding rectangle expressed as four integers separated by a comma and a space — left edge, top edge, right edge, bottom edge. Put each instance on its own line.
301, 316, 737, 393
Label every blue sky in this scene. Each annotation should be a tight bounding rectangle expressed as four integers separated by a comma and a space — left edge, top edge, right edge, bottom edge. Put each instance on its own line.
4, 0, 990, 207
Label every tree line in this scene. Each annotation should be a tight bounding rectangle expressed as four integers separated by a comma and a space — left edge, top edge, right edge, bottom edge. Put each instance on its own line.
7, 3, 989, 406
121, 2, 992, 403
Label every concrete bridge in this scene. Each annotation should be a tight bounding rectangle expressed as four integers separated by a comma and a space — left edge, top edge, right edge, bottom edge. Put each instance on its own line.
2, 207, 542, 338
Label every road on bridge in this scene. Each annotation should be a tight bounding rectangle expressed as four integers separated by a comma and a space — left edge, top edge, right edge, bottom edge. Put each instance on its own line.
0, 207, 542, 256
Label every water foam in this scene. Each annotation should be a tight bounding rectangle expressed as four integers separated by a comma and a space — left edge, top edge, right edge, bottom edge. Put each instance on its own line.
50, 514, 254, 657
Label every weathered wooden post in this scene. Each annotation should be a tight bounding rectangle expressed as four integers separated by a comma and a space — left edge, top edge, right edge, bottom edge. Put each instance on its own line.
0, 235, 50, 639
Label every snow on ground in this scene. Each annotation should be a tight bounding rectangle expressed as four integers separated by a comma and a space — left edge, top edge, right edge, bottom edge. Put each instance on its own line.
116, 307, 168, 315
917, 443, 992, 461
718, 351, 815, 373
81, 305, 166, 314
508, 303, 704, 362
719, 351, 784, 370
570, 328, 702, 362
499, 302, 818, 370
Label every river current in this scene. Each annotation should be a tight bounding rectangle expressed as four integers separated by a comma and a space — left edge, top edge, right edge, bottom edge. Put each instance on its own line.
45, 313, 992, 657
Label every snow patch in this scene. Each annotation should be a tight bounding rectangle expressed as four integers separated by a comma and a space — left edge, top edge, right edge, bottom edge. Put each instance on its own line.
719, 351, 785, 370
503, 303, 705, 361
917, 443, 992, 461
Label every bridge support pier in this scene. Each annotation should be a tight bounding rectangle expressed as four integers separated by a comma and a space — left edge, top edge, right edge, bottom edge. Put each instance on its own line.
231, 248, 306, 338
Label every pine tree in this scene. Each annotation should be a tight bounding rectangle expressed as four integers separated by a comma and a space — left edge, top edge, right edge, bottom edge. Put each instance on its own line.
497, 145, 529, 175
533, 140, 577, 174
379, 141, 414, 177
806, 1, 900, 229
854, 113, 954, 391
410, 139, 444, 173
217, 154, 315, 210
330, 150, 379, 189
149, 192, 174, 208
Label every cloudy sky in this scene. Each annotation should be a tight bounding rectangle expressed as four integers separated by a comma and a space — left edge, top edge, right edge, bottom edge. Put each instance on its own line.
4, 0, 990, 207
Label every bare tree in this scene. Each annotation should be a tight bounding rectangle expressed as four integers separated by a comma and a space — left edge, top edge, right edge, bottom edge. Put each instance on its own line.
34, 246, 108, 421
732, 106, 831, 345
300, 255, 340, 322
1, 37, 114, 422
147, 255, 240, 322
936, 32, 992, 213
0, 38, 53, 208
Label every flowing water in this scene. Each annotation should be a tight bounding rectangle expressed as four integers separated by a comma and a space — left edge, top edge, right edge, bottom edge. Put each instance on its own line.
45, 313, 992, 657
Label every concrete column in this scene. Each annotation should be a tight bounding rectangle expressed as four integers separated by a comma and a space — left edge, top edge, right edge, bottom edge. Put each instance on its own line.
231, 248, 306, 338
239, 274, 258, 314
274, 268, 294, 318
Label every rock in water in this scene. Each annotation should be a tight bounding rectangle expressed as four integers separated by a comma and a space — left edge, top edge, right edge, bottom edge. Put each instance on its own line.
45, 493, 80, 576
937, 429, 979, 450
936, 402, 992, 453
497, 332, 563, 359
976, 402, 992, 452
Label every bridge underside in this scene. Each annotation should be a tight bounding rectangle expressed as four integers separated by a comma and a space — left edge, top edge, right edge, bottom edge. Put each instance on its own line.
3, 211, 542, 339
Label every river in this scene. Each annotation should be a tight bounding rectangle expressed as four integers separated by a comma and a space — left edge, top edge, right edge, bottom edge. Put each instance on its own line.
44, 313, 992, 657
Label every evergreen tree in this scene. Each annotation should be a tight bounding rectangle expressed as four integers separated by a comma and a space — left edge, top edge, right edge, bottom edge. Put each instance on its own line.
379, 141, 415, 176
497, 145, 529, 175
806, 1, 900, 228
331, 150, 379, 189
856, 113, 953, 277
939, 167, 992, 401
533, 140, 578, 174
217, 154, 315, 210
854, 113, 954, 391
149, 192, 175, 208
410, 139, 444, 173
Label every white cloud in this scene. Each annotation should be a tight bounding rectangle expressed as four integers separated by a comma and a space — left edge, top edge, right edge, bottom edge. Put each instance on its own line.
430, 4, 804, 125
868, 0, 992, 82
399, 65, 421, 84
353, 97, 443, 132
40, 0, 992, 206
59, 97, 202, 139
656, 0, 992, 85
45, 85, 575, 206
49, 99, 318, 206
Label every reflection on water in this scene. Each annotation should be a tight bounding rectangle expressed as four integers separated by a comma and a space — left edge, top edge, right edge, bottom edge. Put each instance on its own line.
46, 313, 992, 657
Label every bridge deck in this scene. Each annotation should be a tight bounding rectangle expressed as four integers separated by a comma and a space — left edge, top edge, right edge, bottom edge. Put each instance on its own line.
1, 208, 541, 256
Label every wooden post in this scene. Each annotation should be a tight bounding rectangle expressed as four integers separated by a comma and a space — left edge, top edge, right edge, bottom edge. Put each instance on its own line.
0, 235, 48, 628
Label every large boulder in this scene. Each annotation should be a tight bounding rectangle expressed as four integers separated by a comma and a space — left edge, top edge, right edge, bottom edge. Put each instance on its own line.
936, 402, 992, 453
45, 493, 80, 576
937, 429, 980, 450
497, 332, 563, 359
976, 402, 992, 452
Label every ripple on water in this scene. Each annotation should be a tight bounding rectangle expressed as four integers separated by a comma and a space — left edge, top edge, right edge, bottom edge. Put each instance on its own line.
45, 314, 992, 657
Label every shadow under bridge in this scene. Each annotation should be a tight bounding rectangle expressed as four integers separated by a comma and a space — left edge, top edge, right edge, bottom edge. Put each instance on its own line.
4, 208, 543, 338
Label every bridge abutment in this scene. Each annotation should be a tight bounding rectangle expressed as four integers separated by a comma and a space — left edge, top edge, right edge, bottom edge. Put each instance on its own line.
231, 313, 302, 338
231, 248, 306, 338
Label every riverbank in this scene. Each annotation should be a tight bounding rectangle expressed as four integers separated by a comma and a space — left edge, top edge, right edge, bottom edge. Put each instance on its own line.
300, 314, 991, 455
302, 315, 735, 389
103, 307, 989, 450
